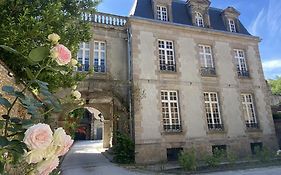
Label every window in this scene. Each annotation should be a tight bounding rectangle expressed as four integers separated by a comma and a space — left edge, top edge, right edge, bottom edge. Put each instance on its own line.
212, 145, 227, 154
77, 42, 90, 72
161, 90, 181, 132
204, 92, 223, 130
228, 19, 236, 32
94, 41, 106, 73
157, 5, 168, 21
241, 94, 258, 128
158, 40, 176, 72
199, 45, 216, 76
195, 12, 204, 27
250, 142, 262, 155
167, 148, 183, 161
234, 49, 249, 77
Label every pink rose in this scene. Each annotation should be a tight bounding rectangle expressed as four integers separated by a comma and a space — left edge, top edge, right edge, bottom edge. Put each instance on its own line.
35, 157, 59, 175
53, 128, 74, 156
50, 44, 72, 65
23, 123, 53, 150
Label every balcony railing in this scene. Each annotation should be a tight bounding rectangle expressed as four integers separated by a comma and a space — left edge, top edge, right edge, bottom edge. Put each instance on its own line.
208, 123, 224, 131
201, 67, 216, 77
246, 121, 259, 129
164, 124, 182, 132
77, 64, 90, 72
82, 12, 127, 27
94, 65, 106, 73
160, 64, 176, 72
237, 69, 249, 78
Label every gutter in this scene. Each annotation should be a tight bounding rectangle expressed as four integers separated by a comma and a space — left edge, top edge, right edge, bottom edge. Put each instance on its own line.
126, 26, 134, 140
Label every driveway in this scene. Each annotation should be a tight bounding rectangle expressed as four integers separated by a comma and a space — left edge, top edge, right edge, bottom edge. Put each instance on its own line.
60, 140, 148, 175
61, 141, 281, 175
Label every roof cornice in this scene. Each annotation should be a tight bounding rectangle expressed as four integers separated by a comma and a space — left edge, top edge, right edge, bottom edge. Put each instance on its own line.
129, 16, 261, 42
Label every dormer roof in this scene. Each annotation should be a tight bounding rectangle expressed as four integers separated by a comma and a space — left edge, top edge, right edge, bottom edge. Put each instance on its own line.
223, 6, 240, 18
130, 0, 250, 35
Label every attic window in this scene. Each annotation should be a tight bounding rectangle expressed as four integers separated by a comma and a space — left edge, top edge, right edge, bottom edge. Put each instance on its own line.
157, 5, 168, 21
195, 12, 204, 27
228, 19, 236, 32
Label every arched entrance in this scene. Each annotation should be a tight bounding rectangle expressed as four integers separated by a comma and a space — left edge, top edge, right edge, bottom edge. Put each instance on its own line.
73, 107, 104, 141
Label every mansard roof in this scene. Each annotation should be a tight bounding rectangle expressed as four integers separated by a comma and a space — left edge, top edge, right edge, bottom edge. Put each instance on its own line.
130, 0, 250, 36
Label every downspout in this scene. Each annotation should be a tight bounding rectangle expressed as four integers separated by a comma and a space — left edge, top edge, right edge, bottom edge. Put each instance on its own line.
127, 23, 134, 141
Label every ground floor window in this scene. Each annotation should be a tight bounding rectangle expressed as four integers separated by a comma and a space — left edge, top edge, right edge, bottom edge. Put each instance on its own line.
250, 142, 263, 155
167, 147, 183, 161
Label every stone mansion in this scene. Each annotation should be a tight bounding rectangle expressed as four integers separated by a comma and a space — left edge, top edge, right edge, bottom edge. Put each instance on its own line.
75, 0, 278, 164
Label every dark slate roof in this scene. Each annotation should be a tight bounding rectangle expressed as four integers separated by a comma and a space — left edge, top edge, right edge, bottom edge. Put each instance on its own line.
131, 0, 251, 35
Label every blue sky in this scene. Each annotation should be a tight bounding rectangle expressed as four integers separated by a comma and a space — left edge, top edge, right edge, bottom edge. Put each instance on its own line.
97, 0, 281, 79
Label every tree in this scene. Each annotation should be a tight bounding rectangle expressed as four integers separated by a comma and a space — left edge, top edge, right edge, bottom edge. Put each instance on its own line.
0, 0, 99, 91
268, 76, 281, 95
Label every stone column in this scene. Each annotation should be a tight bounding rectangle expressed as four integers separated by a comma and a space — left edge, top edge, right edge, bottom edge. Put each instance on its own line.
103, 120, 112, 148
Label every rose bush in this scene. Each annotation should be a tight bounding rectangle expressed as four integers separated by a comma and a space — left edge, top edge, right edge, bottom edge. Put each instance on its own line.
24, 123, 73, 174
0, 33, 81, 174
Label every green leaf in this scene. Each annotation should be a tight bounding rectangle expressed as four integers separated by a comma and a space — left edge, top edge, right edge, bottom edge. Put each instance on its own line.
2, 85, 14, 93
14, 91, 25, 98
0, 136, 9, 147
0, 161, 3, 174
0, 97, 11, 108
25, 67, 35, 80
28, 47, 49, 62
0, 45, 21, 55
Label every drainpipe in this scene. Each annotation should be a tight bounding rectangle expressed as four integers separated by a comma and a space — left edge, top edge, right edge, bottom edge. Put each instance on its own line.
127, 25, 134, 141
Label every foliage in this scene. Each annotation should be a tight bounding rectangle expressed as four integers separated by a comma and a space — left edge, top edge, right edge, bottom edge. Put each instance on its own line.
254, 146, 273, 163
0, 0, 99, 92
64, 108, 85, 138
178, 149, 197, 171
273, 113, 281, 120
0, 34, 82, 174
226, 151, 237, 166
113, 133, 134, 164
204, 148, 226, 168
268, 76, 281, 95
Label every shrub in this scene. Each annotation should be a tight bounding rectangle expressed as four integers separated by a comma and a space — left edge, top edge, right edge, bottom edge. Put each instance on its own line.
204, 148, 226, 168
227, 151, 237, 166
113, 133, 134, 164
254, 146, 273, 163
178, 149, 197, 171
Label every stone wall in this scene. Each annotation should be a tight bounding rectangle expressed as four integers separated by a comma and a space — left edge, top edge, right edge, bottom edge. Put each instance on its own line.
0, 60, 26, 118
130, 18, 278, 164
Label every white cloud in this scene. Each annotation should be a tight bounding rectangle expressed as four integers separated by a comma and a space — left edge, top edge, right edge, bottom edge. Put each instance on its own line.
262, 59, 281, 70
249, 0, 281, 36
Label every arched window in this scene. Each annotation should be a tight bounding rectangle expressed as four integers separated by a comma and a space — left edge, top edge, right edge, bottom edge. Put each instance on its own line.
195, 12, 204, 27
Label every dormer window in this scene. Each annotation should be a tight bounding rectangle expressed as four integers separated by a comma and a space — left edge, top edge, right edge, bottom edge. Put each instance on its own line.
157, 5, 168, 21
195, 12, 204, 27
228, 19, 236, 32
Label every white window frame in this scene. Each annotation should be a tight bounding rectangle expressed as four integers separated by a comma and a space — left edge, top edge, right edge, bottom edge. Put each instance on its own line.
241, 94, 258, 128
204, 92, 222, 129
158, 39, 176, 71
157, 5, 168, 21
161, 90, 181, 131
234, 49, 248, 75
199, 44, 214, 68
93, 41, 106, 73
228, 19, 236, 32
195, 12, 204, 27
77, 42, 90, 72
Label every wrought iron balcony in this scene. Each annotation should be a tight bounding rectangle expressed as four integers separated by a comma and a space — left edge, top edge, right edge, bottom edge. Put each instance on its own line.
237, 69, 250, 78
94, 65, 106, 73
208, 123, 224, 131
201, 67, 216, 77
77, 64, 90, 72
82, 12, 127, 27
164, 124, 182, 132
160, 64, 176, 72
246, 122, 259, 129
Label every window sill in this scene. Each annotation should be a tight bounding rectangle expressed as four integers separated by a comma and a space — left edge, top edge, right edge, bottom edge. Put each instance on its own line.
207, 129, 226, 135
245, 128, 262, 133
